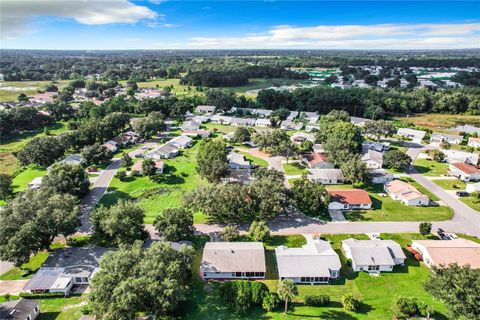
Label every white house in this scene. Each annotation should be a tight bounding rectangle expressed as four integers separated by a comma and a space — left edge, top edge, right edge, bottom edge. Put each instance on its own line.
181, 120, 201, 132
231, 117, 256, 127
0, 299, 40, 320
342, 238, 406, 273
350, 116, 369, 127
28, 176, 43, 190
466, 182, 480, 193
361, 150, 383, 169
467, 137, 480, 148
411, 239, 480, 269
59, 154, 84, 166
145, 144, 179, 159
449, 163, 480, 182
290, 132, 315, 144
211, 115, 233, 125
363, 141, 390, 152
308, 169, 345, 184
131, 160, 165, 175
384, 180, 429, 206
441, 149, 479, 165
327, 189, 372, 210
227, 152, 251, 169
286, 111, 299, 120
255, 118, 271, 127
168, 135, 193, 149
280, 119, 303, 131
397, 128, 426, 142
200, 242, 266, 280
302, 152, 335, 169
368, 169, 394, 184
275, 239, 341, 284
430, 133, 464, 145
195, 105, 216, 114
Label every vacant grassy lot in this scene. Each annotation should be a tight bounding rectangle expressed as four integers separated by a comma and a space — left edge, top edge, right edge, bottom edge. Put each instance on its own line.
413, 158, 449, 177
0, 121, 68, 174
342, 184, 452, 222
203, 122, 237, 134
393, 113, 480, 131
433, 179, 467, 190
99, 141, 208, 224
238, 151, 268, 167
183, 233, 448, 320
0, 80, 70, 102
283, 162, 307, 175
460, 197, 480, 211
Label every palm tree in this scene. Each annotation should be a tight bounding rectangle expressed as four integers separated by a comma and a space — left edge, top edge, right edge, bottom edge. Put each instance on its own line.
277, 279, 298, 313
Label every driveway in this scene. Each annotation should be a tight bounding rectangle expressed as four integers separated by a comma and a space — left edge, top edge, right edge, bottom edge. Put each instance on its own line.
0, 280, 29, 295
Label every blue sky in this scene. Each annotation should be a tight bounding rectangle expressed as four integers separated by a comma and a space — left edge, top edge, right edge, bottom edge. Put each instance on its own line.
1, 1, 479, 49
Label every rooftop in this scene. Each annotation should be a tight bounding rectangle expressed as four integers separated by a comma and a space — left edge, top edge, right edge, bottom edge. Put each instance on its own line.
328, 189, 372, 205
1, 299, 39, 320
201, 242, 266, 273
413, 239, 480, 268
451, 162, 480, 174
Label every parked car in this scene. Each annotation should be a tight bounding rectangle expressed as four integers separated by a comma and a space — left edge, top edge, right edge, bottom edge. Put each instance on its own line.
456, 191, 469, 197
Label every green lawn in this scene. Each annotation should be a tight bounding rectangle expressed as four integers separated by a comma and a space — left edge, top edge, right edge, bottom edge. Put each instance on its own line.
11, 166, 47, 192
283, 162, 307, 175
182, 233, 448, 320
99, 141, 208, 224
0, 80, 71, 102
460, 197, 480, 211
432, 179, 467, 190
203, 122, 237, 134
238, 151, 268, 167
112, 144, 144, 158
343, 184, 453, 222
413, 158, 449, 177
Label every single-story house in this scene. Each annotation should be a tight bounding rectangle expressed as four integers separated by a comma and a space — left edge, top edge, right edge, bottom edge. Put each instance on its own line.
280, 120, 303, 131
275, 239, 341, 284
191, 115, 211, 124
350, 116, 369, 126
168, 135, 193, 149
342, 238, 406, 273
200, 242, 266, 280
0, 298, 40, 320
24, 246, 108, 296
231, 117, 256, 127
290, 132, 315, 144
211, 115, 233, 125
59, 154, 84, 167
300, 112, 319, 124
131, 160, 165, 175
363, 141, 390, 152
430, 133, 464, 145
182, 129, 211, 138
361, 150, 383, 169
467, 137, 480, 148
384, 180, 429, 206
466, 182, 480, 193
28, 176, 43, 190
223, 132, 235, 141
29, 92, 55, 105
305, 124, 320, 132
313, 143, 325, 153
368, 169, 394, 184
195, 105, 216, 114
449, 162, 480, 182
181, 120, 201, 132
441, 149, 479, 165
145, 144, 179, 159
238, 108, 272, 118
302, 152, 335, 169
286, 111, 299, 120
255, 118, 271, 127
327, 189, 372, 210
308, 169, 345, 184
411, 239, 480, 269
102, 141, 118, 152
227, 152, 251, 169
397, 128, 426, 141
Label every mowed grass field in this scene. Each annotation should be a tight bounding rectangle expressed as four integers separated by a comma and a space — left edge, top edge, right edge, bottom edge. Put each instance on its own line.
99, 140, 208, 224
393, 113, 480, 132
413, 158, 449, 177
0, 80, 71, 102
183, 233, 449, 320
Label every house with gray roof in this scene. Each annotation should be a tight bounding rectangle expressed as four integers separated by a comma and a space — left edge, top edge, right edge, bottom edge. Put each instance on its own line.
368, 169, 394, 184
227, 152, 251, 169
195, 105, 216, 114
280, 119, 303, 131
307, 169, 344, 184
200, 242, 266, 280
230, 117, 256, 127
397, 128, 426, 142
24, 246, 108, 296
255, 118, 272, 127
181, 120, 201, 132
350, 116, 369, 126
431, 133, 464, 145
342, 238, 406, 273
361, 150, 383, 169
168, 135, 193, 149
275, 239, 341, 284
145, 143, 179, 159
0, 298, 40, 320
211, 115, 233, 125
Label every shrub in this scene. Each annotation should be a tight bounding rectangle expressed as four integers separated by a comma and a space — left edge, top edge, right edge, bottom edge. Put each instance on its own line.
393, 296, 425, 319
342, 293, 362, 312
66, 236, 90, 247
219, 280, 269, 314
262, 292, 280, 311
115, 170, 127, 181
19, 292, 66, 298
304, 294, 330, 306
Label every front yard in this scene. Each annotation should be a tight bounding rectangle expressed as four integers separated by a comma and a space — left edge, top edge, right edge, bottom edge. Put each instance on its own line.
413, 158, 449, 177
283, 162, 307, 175
432, 179, 467, 190
182, 233, 448, 320
460, 197, 480, 211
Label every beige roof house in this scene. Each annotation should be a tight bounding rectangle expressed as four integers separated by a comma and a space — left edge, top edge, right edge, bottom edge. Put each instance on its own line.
411, 239, 480, 269
384, 180, 429, 206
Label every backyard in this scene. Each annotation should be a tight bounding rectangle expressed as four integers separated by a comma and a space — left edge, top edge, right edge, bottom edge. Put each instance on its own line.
182, 233, 448, 320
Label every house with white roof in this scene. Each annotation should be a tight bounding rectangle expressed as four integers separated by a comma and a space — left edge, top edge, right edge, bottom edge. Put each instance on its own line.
275, 239, 341, 284
231, 117, 256, 127
467, 137, 480, 148
286, 111, 299, 120
145, 144, 179, 159
181, 120, 200, 132
368, 169, 394, 184
227, 152, 251, 169
361, 150, 383, 169
397, 128, 426, 142
195, 105, 216, 114
441, 149, 479, 165
384, 180, 429, 206
466, 182, 480, 193
290, 132, 315, 144
430, 133, 464, 145
211, 115, 233, 125
342, 238, 406, 273
255, 118, 271, 128
200, 242, 266, 280
280, 119, 303, 131
350, 116, 369, 127
449, 162, 480, 182
168, 135, 193, 149
305, 124, 320, 132
308, 169, 344, 184
28, 176, 43, 190
300, 112, 319, 124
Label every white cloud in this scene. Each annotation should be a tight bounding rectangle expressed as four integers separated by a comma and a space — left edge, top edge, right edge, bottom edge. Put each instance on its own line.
182, 23, 480, 49
0, 0, 158, 39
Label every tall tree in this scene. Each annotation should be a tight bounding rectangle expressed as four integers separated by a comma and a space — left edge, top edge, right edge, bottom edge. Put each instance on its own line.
340, 155, 367, 185
89, 241, 195, 320
252, 168, 290, 221
42, 163, 90, 198
0, 188, 79, 265
363, 120, 396, 141
277, 279, 298, 313
247, 221, 270, 242
232, 127, 251, 143
154, 208, 194, 242
196, 140, 229, 183
91, 200, 147, 245
292, 177, 330, 214
383, 150, 412, 171
81, 143, 113, 166
17, 136, 65, 167
0, 173, 13, 201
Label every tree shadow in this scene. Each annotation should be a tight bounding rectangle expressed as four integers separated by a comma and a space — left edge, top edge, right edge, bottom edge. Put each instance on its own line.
162, 164, 177, 174
35, 312, 61, 320
311, 310, 359, 320
343, 211, 372, 222
152, 174, 185, 185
